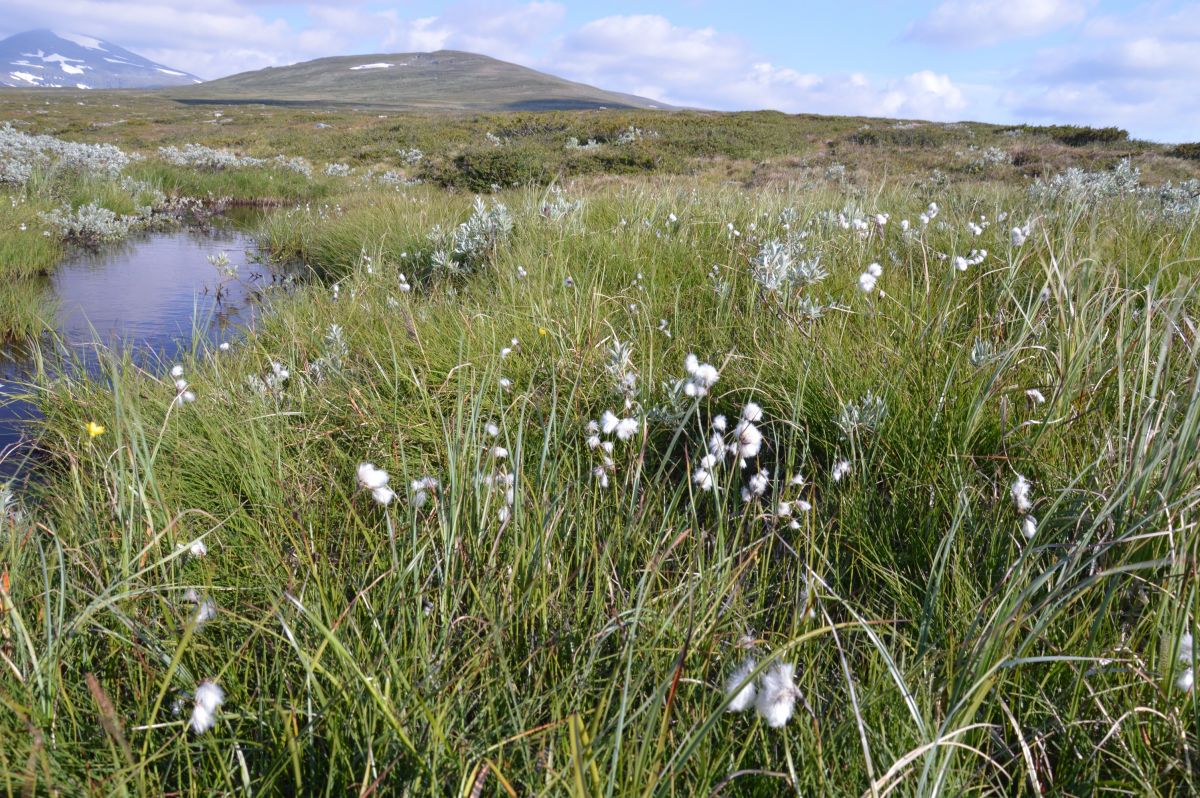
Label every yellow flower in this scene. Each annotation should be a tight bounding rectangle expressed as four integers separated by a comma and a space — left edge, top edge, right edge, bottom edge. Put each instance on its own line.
538, 327, 548, 336
85, 421, 106, 438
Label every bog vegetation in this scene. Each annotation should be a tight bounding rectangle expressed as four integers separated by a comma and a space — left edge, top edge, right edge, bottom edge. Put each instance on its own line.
1, 90, 1200, 796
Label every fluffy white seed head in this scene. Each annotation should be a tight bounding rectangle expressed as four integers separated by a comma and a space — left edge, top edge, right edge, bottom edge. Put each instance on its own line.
734, 420, 763, 462
1021, 515, 1037, 540
592, 466, 610, 489
755, 662, 798, 728
725, 658, 758, 713
1180, 632, 1194, 665
1011, 474, 1033, 513
170, 364, 184, 379
357, 462, 389, 491
600, 410, 620, 435
195, 600, 217, 625
747, 468, 770, 497
683, 354, 720, 396
614, 417, 640, 441
190, 681, 224, 734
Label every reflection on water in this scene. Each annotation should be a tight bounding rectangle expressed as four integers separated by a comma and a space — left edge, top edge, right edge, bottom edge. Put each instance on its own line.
0, 222, 290, 476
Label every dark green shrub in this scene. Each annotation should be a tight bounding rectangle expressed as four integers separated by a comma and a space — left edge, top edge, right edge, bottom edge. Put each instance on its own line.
1025, 125, 1129, 146
434, 145, 554, 191
847, 126, 956, 148
1168, 143, 1200, 161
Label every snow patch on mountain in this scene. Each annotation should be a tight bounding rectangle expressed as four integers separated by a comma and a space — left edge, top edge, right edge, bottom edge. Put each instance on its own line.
0, 30, 201, 89
54, 32, 106, 51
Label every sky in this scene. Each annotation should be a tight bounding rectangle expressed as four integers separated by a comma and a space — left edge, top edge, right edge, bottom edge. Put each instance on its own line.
2, 0, 1197, 142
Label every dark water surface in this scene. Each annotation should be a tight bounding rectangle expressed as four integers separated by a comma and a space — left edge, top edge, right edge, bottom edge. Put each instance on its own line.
0, 221, 286, 476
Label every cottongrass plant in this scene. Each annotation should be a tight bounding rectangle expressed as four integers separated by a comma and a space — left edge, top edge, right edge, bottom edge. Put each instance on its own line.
189, 682, 225, 735
357, 461, 395, 505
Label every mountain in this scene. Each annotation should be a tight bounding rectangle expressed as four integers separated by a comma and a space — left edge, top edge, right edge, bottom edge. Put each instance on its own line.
0, 30, 201, 89
167, 50, 666, 112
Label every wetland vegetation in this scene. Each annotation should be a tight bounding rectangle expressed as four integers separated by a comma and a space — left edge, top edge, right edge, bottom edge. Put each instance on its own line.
1, 89, 1200, 795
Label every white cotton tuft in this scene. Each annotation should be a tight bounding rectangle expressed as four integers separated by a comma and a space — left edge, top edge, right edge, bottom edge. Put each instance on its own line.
725, 658, 758, 713
755, 662, 798, 728
371, 485, 396, 505
600, 410, 620, 435
188, 540, 207, 558
733, 420, 763, 462
357, 462, 389, 490
614, 417, 640, 441
747, 468, 770, 497
409, 476, 438, 508
683, 354, 720, 396
592, 466, 610, 489
1021, 515, 1038, 540
195, 600, 217, 625
190, 681, 224, 734
832, 460, 851, 482
1011, 474, 1033, 513
742, 403, 763, 423
170, 364, 184, 379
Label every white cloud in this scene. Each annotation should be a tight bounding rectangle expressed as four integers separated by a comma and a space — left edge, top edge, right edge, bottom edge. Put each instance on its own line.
382, 2, 565, 63
552, 15, 968, 120
908, 0, 1091, 46
1003, 4, 1200, 141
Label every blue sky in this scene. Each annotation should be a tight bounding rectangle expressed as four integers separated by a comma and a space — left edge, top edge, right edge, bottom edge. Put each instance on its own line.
2, 0, 1197, 141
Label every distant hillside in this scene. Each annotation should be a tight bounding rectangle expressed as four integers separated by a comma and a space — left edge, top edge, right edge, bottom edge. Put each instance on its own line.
167, 50, 667, 111
0, 29, 201, 89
